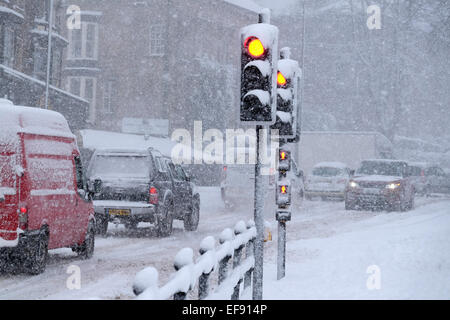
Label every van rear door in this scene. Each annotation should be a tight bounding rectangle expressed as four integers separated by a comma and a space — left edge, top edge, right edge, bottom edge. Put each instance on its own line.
0, 154, 18, 242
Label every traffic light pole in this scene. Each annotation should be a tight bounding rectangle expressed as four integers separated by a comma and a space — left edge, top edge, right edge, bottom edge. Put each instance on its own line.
253, 125, 264, 300
276, 139, 291, 280
277, 215, 287, 280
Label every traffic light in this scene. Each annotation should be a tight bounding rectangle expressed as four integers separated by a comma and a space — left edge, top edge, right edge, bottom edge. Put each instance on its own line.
276, 180, 291, 207
240, 20, 279, 124
278, 149, 291, 172
270, 47, 301, 140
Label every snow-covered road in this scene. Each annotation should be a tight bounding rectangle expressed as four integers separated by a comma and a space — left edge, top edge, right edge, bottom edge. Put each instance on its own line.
0, 188, 449, 299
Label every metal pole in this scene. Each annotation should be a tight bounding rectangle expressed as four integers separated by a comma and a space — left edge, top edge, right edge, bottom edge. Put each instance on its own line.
44, 0, 54, 109
276, 138, 290, 280
277, 220, 286, 280
252, 125, 264, 300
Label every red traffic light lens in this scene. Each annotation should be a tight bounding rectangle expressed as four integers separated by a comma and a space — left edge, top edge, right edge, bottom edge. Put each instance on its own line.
245, 37, 265, 58
277, 71, 287, 87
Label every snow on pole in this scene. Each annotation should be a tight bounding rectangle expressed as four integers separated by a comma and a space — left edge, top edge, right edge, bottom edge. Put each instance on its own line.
253, 125, 265, 300
198, 236, 216, 299
133, 267, 159, 298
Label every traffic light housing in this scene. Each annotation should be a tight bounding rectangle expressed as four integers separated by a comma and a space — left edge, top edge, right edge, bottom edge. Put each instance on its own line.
240, 22, 279, 124
276, 179, 291, 207
278, 149, 291, 172
270, 47, 301, 140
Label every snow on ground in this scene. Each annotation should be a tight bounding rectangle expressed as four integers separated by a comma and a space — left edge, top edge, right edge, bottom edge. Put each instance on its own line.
259, 196, 450, 300
1, 187, 449, 300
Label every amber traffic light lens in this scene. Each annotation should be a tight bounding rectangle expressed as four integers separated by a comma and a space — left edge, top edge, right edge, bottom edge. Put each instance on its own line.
280, 151, 286, 160
277, 71, 287, 86
246, 37, 265, 58
280, 185, 287, 194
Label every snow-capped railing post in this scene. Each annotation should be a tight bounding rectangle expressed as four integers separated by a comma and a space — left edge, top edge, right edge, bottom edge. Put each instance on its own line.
172, 248, 194, 300
244, 220, 255, 289
198, 236, 215, 300
231, 221, 246, 300
218, 228, 233, 285
133, 219, 257, 300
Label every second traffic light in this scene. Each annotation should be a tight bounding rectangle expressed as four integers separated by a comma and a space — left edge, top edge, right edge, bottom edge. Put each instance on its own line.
240, 19, 279, 124
271, 47, 301, 140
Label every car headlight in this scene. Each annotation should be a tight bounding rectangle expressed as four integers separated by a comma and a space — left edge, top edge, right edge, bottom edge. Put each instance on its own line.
386, 183, 401, 189
349, 181, 359, 188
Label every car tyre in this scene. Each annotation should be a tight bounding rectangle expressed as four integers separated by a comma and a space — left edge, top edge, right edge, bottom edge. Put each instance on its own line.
78, 222, 95, 260
184, 196, 200, 231
345, 200, 355, 210
124, 220, 139, 230
95, 214, 108, 236
156, 202, 174, 237
23, 229, 48, 275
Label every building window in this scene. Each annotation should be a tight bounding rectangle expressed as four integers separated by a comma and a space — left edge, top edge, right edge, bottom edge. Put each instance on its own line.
3, 27, 15, 67
33, 44, 47, 81
103, 80, 115, 114
66, 76, 97, 122
68, 22, 98, 60
51, 47, 62, 86
149, 24, 164, 56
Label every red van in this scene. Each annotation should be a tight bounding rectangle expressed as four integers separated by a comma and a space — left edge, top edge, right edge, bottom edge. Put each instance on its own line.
0, 99, 96, 274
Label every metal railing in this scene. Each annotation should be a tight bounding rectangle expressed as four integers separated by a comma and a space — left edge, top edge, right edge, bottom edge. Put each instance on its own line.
133, 220, 256, 300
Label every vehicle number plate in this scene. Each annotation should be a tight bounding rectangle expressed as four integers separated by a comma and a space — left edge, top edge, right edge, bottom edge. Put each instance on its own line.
108, 209, 131, 216
362, 188, 381, 195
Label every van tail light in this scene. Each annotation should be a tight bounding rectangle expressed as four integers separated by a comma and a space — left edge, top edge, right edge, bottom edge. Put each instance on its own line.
18, 206, 28, 230
149, 187, 158, 205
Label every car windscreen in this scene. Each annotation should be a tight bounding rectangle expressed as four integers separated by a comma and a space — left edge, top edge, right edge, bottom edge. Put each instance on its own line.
356, 161, 404, 176
312, 167, 342, 177
90, 154, 150, 178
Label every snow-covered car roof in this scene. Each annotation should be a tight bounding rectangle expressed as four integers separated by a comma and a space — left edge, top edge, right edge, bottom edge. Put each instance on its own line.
0, 99, 75, 140
362, 159, 408, 164
313, 161, 349, 169
406, 161, 431, 168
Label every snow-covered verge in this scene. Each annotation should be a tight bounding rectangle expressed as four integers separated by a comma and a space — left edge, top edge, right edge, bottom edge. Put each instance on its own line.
1, 186, 448, 300
259, 200, 450, 299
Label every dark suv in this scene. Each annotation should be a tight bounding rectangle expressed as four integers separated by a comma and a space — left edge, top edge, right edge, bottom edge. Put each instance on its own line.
162, 158, 200, 231
345, 159, 415, 211
87, 148, 199, 237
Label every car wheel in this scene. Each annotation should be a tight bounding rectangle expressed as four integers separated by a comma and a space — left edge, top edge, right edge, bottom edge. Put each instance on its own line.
184, 197, 200, 231
78, 222, 95, 260
345, 200, 354, 210
408, 194, 415, 210
95, 214, 108, 236
156, 203, 174, 237
124, 220, 138, 230
23, 229, 48, 275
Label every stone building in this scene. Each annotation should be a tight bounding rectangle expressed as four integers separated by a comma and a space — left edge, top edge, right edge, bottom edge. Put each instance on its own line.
0, 0, 89, 130
61, 0, 266, 135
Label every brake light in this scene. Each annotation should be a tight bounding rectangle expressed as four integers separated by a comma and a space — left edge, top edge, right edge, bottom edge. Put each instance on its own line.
18, 206, 28, 230
221, 166, 227, 182
149, 187, 158, 205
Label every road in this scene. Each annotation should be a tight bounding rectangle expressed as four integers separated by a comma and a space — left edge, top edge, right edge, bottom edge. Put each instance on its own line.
0, 187, 448, 299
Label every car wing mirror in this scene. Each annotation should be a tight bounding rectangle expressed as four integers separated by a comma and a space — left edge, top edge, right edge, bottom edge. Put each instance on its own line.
93, 179, 103, 194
